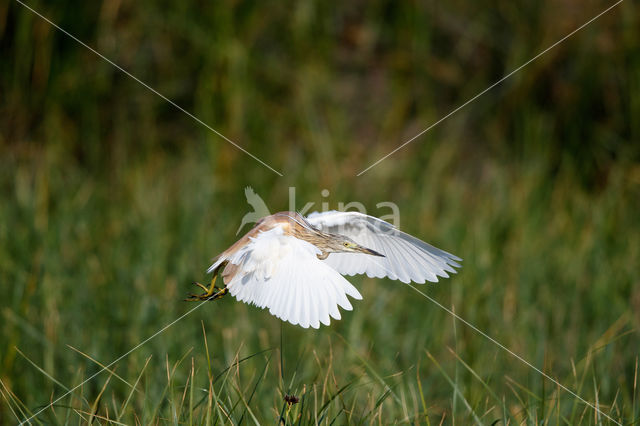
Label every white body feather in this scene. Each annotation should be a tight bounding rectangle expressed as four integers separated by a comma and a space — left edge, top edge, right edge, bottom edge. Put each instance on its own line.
218, 226, 362, 328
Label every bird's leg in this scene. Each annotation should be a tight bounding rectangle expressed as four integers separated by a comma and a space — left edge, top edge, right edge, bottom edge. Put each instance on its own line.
186, 275, 228, 301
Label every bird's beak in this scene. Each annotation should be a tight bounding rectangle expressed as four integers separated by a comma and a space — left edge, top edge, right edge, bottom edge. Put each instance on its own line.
357, 246, 385, 257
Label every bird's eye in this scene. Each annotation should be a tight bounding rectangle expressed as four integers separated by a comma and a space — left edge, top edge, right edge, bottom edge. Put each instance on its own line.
343, 242, 349, 247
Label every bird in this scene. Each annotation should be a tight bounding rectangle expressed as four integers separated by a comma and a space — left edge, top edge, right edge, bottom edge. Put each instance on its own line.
187, 210, 461, 328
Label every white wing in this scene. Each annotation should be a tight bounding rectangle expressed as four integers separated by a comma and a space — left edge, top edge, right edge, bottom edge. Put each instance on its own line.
306, 211, 461, 284
214, 226, 362, 329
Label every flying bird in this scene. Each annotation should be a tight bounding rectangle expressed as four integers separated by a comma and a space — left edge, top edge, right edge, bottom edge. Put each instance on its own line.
188, 211, 461, 328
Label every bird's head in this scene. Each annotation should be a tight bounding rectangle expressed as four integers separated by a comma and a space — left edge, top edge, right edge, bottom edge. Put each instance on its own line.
329, 235, 385, 257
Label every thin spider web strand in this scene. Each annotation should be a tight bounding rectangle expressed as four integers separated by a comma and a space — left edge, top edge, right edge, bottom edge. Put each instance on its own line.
20, 300, 210, 425
357, 0, 624, 176
13, 0, 283, 177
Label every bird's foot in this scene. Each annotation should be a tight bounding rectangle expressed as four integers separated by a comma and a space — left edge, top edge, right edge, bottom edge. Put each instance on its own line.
185, 284, 228, 301
185, 275, 228, 301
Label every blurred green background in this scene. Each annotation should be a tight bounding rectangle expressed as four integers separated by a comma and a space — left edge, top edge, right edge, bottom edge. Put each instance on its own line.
1, 0, 639, 424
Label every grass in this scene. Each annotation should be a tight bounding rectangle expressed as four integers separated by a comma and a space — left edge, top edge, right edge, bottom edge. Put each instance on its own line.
1, 0, 639, 424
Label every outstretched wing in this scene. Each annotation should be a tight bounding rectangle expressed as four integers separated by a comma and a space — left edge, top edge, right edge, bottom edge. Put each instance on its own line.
215, 226, 362, 328
306, 211, 461, 284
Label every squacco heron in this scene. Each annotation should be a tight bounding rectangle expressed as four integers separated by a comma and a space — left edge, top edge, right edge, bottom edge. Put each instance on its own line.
188, 211, 461, 328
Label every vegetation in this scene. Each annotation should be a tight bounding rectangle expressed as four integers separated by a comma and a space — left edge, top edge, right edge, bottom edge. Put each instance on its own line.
1, 0, 638, 424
